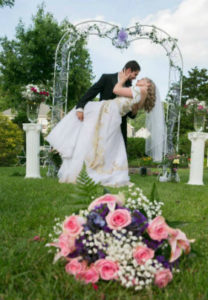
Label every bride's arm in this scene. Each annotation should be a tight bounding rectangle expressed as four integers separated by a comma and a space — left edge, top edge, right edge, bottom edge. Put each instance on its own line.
113, 81, 147, 104
113, 83, 133, 98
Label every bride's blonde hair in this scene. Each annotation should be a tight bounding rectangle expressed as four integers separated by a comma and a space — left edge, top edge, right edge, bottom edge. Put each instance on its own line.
143, 78, 156, 113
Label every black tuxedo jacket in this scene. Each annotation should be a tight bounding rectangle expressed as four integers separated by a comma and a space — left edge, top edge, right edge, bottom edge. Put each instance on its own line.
76, 73, 136, 146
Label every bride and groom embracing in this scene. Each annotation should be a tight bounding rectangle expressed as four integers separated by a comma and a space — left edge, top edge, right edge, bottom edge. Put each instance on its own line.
46, 60, 166, 187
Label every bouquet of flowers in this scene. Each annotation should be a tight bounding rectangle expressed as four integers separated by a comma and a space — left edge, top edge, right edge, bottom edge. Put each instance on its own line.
47, 184, 194, 291
184, 98, 208, 114
22, 84, 50, 104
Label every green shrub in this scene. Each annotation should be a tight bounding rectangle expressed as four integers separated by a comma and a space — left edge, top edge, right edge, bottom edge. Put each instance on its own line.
0, 114, 24, 166
127, 137, 145, 160
12, 110, 29, 128
179, 154, 189, 168
178, 133, 191, 155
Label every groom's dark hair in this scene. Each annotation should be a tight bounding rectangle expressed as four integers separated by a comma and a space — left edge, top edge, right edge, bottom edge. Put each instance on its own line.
123, 60, 141, 71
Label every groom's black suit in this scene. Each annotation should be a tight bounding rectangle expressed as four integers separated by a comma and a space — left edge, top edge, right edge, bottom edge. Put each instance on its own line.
76, 72, 135, 146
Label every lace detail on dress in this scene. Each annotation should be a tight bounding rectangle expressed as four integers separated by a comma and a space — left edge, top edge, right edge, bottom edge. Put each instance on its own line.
131, 86, 141, 104
115, 86, 141, 116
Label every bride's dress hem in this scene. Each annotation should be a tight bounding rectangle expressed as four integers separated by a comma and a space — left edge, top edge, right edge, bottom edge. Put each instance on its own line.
58, 175, 130, 188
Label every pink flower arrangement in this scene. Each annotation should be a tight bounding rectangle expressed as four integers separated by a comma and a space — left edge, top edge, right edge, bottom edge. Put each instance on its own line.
48, 186, 194, 292
185, 98, 208, 114
22, 84, 50, 104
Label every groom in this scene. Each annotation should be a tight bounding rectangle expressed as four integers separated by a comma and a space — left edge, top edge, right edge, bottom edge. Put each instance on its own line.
76, 60, 141, 146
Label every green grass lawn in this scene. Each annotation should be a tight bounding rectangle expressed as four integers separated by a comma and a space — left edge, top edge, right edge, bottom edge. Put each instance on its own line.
0, 167, 208, 300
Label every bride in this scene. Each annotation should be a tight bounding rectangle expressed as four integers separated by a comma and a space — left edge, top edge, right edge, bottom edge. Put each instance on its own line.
46, 72, 166, 186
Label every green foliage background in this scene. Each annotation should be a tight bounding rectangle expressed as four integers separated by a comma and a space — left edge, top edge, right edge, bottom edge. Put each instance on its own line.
0, 114, 24, 166
0, 5, 94, 115
0, 0, 14, 7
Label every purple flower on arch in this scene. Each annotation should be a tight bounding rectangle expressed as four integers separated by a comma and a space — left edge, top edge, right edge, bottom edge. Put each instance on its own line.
117, 28, 128, 43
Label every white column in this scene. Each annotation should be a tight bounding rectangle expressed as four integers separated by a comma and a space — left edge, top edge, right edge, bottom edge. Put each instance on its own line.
188, 132, 208, 185
23, 123, 42, 178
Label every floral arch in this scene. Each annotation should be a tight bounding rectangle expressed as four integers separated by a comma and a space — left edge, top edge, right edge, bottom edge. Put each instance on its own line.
52, 20, 183, 154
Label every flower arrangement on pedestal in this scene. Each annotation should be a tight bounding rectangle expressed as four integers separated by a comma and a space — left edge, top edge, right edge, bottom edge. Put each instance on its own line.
162, 154, 180, 182
47, 183, 194, 291
22, 84, 50, 123
184, 98, 208, 132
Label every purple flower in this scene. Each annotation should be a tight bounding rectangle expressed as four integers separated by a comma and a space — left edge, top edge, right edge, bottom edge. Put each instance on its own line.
103, 225, 112, 233
126, 210, 148, 236
94, 204, 109, 218
156, 255, 179, 270
98, 250, 106, 259
156, 255, 171, 269
68, 249, 80, 258
86, 211, 106, 233
133, 210, 147, 223
117, 29, 128, 43
88, 211, 105, 227
144, 239, 164, 250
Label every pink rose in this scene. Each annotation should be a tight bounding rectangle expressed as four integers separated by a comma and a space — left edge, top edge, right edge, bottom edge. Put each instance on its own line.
63, 215, 85, 237
58, 233, 75, 256
95, 259, 119, 280
133, 245, 154, 265
154, 269, 173, 288
106, 209, 131, 230
147, 216, 169, 241
65, 259, 86, 275
82, 266, 99, 284
88, 194, 123, 211
197, 105, 204, 110
168, 229, 195, 262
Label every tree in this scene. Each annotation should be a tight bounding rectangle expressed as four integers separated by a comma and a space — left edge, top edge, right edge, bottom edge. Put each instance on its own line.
178, 67, 208, 153
0, 5, 93, 113
179, 67, 208, 133
181, 67, 208, 105
67, 37, 94, 109
0, 0, 14, 7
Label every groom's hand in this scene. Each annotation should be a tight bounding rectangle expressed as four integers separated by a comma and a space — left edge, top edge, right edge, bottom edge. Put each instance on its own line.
76, 111, 84, 121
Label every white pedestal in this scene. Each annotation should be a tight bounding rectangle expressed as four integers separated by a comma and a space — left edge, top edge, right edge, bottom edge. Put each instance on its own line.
187, 132, 208, 185
23, 123, 42, 178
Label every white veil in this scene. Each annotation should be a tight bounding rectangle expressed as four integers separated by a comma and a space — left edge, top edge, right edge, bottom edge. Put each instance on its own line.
145, 86, 167, 162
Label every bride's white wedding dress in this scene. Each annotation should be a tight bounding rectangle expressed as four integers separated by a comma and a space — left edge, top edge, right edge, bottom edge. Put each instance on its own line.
46, 86, 141, 187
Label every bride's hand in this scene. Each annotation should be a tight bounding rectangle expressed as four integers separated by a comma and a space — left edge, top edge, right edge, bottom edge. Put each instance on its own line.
119, 70, 130, 84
